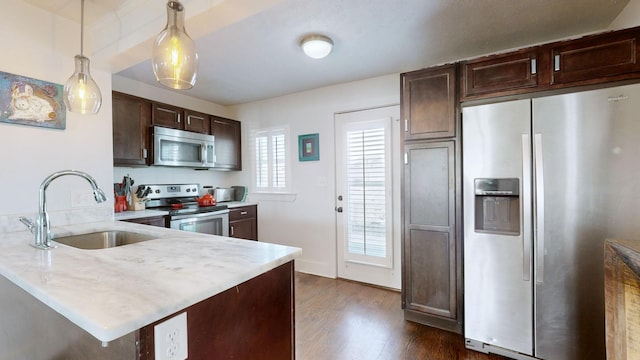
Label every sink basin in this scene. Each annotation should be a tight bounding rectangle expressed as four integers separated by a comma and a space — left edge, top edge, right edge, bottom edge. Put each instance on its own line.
52, 231, 158, 250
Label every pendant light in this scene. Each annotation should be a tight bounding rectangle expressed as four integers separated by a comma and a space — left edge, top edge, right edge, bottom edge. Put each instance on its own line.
63, 0, 102, 114
151, 1, 199, 90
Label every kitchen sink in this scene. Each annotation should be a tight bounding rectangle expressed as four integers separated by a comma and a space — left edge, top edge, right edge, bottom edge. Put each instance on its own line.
52, 231, 158, 250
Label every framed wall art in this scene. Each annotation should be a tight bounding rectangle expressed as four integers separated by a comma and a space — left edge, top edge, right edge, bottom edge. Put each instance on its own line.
298, 133, 319, 161
0, 71, 66, 129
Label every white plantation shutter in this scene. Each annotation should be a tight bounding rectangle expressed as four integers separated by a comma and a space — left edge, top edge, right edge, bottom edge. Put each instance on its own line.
255, 134, 269, 188
254, 127, 289, 192
344, 118, 392, 264
272, 132, 286, 189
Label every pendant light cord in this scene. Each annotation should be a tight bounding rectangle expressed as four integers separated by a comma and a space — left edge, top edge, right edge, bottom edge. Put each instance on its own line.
80, 0, 85, 56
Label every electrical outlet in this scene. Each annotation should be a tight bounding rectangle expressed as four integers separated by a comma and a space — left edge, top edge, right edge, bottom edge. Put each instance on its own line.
154, 312, 188, 360
70, 190, 95, 207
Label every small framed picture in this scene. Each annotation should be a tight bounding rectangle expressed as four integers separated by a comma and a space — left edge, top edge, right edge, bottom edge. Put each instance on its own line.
298, 133, 319, 161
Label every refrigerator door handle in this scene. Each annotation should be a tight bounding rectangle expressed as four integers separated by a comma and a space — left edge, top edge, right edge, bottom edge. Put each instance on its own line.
522, 134, 532, 282
534, 133, 545, 284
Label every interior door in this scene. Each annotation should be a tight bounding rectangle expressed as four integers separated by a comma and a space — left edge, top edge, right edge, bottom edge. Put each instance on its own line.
335, 105, 400, 289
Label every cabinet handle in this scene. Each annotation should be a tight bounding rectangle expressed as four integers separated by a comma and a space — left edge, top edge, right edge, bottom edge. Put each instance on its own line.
404, 152, 408, 165
534, 133, 546, 285
142, 148, 148, 159
177, 113, 181, 123
404, 119, 408, 132
240, 211, 248, 215
531, 59, 537, 75
554, 54, 560, 71
187, 115, 191, 125
230, 225, 234, 236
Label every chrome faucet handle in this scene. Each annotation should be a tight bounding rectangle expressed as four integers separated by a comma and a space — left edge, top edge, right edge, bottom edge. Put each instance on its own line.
19, 216, 35, 234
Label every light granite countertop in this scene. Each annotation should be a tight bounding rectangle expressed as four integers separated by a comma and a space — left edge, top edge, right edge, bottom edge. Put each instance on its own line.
0, 220, 300, 343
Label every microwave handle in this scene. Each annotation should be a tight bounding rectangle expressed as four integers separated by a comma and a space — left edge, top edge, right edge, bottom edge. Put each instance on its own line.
201, 143, 207, 166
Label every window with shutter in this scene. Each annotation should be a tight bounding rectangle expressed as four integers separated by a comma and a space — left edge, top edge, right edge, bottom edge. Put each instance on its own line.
253, 127, 290, 192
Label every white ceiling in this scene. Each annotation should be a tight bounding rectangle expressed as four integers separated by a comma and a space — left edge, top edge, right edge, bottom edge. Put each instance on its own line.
25, 0, 631, 106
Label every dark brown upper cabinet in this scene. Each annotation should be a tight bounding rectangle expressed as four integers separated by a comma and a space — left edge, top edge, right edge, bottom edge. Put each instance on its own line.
550, 27, 640, 86
401, 64, 457, 140
460, 26, 640, 101
112, 91, 151, 166
184, 109, 211, 134
461, 48, 547, 101
211, 116, 242, 171
152, 103, 210, 134
114, 92, 242, 170
152, 102, 182, 129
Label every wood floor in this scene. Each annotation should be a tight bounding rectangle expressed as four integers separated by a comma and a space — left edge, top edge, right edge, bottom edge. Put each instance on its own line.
295, 272, 507, 360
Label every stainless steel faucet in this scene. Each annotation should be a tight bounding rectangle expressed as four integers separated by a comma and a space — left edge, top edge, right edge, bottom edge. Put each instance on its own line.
19, 170, 108, 249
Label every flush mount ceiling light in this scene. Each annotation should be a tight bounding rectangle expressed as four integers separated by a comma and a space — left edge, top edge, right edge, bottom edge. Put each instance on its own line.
300, 35, 334, 59
152, 1, 199, 90
63, 0, 102, 114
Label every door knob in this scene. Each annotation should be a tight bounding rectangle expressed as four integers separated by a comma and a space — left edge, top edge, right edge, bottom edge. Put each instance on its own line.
335, 207, 343, 213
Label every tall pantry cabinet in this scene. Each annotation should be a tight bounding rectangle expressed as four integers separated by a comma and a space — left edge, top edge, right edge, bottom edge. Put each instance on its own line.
401, 64, 462, 334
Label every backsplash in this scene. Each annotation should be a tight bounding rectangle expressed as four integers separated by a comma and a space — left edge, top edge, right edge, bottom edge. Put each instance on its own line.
113, 167, 241, 191
0, 206, 112, 234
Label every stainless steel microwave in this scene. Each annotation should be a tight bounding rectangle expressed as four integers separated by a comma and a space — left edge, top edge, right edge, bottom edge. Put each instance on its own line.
153, 126, 216, 168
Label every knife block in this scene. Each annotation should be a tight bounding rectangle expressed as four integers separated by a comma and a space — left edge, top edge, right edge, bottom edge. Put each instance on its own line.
130, 192, 146, 211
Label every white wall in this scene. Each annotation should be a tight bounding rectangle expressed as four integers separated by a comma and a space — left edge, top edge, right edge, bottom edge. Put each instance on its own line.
230, 74, 399, 278
0, 1, 113, 232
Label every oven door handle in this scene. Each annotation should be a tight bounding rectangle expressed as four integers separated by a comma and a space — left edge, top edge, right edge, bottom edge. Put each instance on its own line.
170, 209, 229, 221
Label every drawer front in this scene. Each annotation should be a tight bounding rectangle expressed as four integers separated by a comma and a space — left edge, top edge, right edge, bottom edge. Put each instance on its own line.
229, 205, 257, 221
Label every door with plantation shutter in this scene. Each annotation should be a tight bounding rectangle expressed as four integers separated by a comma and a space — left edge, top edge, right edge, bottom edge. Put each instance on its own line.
335, 105, 400, 289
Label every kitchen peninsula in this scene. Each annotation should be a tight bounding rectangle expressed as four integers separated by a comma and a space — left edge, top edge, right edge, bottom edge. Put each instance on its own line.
0, 220, 300, 359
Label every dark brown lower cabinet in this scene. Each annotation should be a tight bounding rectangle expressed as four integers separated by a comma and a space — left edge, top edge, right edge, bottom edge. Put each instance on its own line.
139, 261, 294, 359
229, 205, 258, 240
402, 140, 462, 334
121, 215, 166, 227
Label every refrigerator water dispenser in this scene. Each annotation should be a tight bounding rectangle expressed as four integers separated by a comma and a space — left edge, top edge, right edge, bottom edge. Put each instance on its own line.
474, 178, 520, 235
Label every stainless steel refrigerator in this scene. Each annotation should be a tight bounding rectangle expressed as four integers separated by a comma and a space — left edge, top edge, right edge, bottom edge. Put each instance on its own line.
462, 83, 640, 360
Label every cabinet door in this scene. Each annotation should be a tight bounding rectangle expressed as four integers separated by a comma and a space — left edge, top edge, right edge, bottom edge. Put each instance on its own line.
184, 110, 210, 134
229, 205, 257, 240
551, 28, 640, 85
112, 92, 151, 166
211, 116, 242, 170
461, 49, 543, 100
401, 65, 456, 140
152, 103, 183, 129
402, 141, 461, 333
230, 219, 257, 240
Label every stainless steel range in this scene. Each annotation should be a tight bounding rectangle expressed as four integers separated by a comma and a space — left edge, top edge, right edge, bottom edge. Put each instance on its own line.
144, 183, 229, 237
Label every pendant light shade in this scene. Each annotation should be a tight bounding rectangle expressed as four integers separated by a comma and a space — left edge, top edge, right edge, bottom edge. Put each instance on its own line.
152, 1, 199, 90
63, 0, 102, 114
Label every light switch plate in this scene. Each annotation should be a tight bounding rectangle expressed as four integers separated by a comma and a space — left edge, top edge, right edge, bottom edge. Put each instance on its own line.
154, 312, 188, 360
